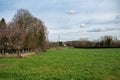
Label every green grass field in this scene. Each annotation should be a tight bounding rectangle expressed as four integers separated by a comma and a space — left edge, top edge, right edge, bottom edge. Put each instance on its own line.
0, 48, 120, 80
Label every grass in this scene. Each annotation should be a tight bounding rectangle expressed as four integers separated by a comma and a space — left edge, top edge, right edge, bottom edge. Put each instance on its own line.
0, 48, 120, 80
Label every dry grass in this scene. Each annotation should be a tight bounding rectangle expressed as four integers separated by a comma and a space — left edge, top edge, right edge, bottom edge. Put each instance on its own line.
0, 52, 35, 58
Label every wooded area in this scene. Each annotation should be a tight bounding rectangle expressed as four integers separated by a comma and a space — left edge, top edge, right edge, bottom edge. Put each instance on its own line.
0, 9, 48, 55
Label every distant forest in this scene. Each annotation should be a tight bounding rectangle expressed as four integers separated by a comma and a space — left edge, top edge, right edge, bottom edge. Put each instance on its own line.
50, 35, 120, 48
0, 9, 48, 55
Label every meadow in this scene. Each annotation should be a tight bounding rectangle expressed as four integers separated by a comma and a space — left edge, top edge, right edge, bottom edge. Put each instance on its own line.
0, 48, 120, 80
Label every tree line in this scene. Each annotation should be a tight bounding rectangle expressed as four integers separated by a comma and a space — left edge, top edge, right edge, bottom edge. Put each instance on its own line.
49, 35, 120, 48
66, 35, 120, 48
0, 9, 48, 55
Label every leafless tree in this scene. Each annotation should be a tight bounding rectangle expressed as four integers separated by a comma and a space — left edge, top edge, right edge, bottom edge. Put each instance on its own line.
0, 9, 48, 55
100, 35, 113, 47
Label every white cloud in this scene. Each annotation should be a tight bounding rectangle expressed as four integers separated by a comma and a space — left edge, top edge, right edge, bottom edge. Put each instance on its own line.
49, 29, 79, 34
66, 9, 79, 15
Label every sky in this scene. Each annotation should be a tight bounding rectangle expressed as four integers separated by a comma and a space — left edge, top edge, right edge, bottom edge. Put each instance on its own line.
0, 0, 120, 41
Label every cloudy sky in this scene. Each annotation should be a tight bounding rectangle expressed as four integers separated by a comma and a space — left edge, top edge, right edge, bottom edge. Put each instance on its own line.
0, 0, 120, 41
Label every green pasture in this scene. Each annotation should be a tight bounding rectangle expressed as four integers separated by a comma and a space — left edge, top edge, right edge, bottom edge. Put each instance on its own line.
0, 48, 120, 80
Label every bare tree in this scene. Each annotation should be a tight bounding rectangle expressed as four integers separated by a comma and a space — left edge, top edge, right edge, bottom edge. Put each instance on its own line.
12, 9, 48, 53
7, 22, 25, 54
100, 35, 113, 47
